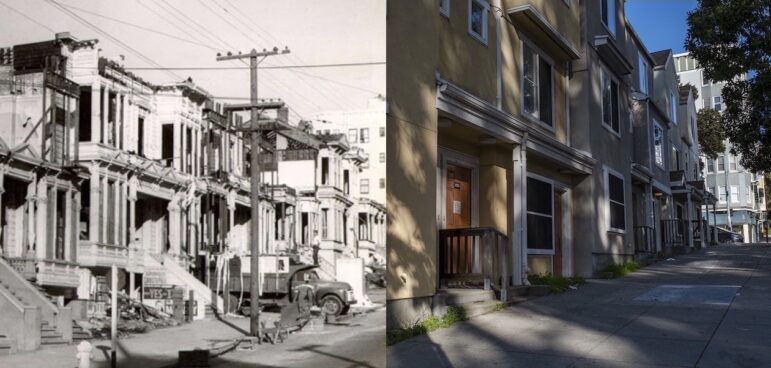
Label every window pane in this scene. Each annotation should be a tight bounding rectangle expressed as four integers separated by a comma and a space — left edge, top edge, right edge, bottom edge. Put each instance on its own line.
611, 80, 619, 132
470, 1, 484, 36
527, 177, 552, 215
601, 0, 608, 25
538, 57, 552, 126
608, 174, 624, 203
602, 72, 611, 127
610, 202, 625, 230
527, 213, 553, 250
523, 45, 537, 116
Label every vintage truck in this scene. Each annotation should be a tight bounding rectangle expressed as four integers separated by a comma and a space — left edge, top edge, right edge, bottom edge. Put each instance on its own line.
240, 264, 356, 316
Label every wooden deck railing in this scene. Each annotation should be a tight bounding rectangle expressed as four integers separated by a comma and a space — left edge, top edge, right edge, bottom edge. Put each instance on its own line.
633, 226, 656, 254
439, 227, 510, 291
661, 219, 689, 248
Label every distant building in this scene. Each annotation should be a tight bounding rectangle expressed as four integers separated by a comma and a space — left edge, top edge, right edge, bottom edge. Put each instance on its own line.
674, 52, 767, 242
309, 95, 386, 204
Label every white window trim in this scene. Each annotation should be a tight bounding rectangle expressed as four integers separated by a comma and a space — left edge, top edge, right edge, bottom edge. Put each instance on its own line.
604, 166, 626, 234
718, 186, 726, 203
717, 154, 725, 173
730, 185, 739, 203
440, 0, 450, 17
638, 52, 649, 95
519, 37, 556, 131
600, 66, 621, 138
467, 0, 489, 45
653, 121, 664, 168
526, 173, 556, 255
670, 90, 678, 124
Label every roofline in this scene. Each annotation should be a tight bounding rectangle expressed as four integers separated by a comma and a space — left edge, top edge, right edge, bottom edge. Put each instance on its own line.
624, 19, 655, 64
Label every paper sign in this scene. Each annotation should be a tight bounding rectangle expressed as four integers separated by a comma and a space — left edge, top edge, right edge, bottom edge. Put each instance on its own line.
452, 200, 462, 214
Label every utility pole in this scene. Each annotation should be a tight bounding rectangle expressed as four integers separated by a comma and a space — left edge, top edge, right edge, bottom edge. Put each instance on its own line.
216, 47, 289, 339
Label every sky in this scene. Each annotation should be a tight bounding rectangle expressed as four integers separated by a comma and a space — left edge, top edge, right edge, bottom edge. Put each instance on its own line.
625, 0, 698, 54
0, 0, 385, 124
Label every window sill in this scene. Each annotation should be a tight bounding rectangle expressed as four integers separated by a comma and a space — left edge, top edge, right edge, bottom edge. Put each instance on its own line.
607, 228, 626, 235
601, 122, 621, 138
527, 248, 555, 255
522, 113, 555, 133
468, 30, 488, 46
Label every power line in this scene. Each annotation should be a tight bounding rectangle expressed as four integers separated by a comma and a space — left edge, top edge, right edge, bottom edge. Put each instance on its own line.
57, 2, 220, 51
0, 0, 56, 33
44, 0, 183, 81
64, 61, 384, 70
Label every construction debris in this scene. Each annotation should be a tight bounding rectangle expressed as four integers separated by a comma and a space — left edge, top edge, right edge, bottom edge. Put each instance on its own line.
75, 292, 180, 339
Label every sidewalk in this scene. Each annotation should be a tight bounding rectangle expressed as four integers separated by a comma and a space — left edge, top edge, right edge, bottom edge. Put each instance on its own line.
0, 305, 385, 368
388, 244, 771, 368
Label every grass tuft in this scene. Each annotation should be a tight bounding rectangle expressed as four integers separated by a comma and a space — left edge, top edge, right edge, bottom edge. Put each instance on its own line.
386, 305, 468, 345
601, 261, 640, 278
527, 273, 586, 293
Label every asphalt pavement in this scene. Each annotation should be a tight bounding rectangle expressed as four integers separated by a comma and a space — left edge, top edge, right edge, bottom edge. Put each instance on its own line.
387, 244, 771, 368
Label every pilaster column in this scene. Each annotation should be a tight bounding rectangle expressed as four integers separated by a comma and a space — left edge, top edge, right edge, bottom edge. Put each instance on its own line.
35, 177, 48, 260
511, 143, 527, 285
101, 176, 109, 243
173, 123, 182, 170
102, 85, 109, 145
119, 180, 127, 246
687, 192, 694, 247
72, 190, 80, 262
89, 165, 101, 243
116, 92, 123, 149
26, 180, 36, 256
128, 177, 137, 245
168, 196, 181, 256
0, 171, 4, 255
91, 80, 101, 143
64, 188, 72, 261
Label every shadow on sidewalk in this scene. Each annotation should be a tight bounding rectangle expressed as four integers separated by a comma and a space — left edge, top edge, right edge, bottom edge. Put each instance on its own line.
290, 344, 377, 368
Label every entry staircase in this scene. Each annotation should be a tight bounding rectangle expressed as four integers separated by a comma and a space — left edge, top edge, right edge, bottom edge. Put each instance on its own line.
297, 247, 337, 281
146, 254, 223, 320
0, 257, 72, 352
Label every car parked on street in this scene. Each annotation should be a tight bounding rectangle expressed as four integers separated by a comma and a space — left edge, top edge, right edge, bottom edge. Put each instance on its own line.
716, 228, 744, 243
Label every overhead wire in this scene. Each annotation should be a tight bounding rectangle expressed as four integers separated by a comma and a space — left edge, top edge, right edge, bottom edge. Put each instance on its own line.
0, 0, 56, 33
211, 0, 360, 111
43, 0, 184, 82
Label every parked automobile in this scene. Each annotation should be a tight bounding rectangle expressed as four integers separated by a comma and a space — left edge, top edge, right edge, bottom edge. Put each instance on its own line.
716, 228, 744, 243
240, 264, 356, 316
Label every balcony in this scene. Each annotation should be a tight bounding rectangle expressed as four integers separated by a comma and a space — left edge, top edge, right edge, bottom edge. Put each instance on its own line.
78, 241, 129, 269
438, 227, 511, 291
661, 219, 689, 253
36, 259, 80, 288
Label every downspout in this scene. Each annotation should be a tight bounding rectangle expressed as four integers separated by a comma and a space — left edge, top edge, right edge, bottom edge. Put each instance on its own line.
494, 0, 503, 110
520, 132, 529, 285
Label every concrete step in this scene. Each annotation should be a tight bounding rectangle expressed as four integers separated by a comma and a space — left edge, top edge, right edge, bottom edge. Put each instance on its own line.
0, 337, 14, 356
436, 288, 495, 305
40, 336, 68, 345
41, 330, 61, 338
458, 300, 500, 319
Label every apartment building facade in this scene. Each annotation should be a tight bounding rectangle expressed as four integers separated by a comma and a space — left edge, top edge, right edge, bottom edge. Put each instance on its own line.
0, 33, 386, 351
674, 52, 767, 242
386, 0, 710, 328
311, 95, 387, 204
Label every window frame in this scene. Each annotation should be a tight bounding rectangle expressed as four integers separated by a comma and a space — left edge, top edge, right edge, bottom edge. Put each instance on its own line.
520, 39, 556, 130
348, 128, 357, 143
713, 96, 722, 111
669, 90, 678, 124
360, 178, 370, 194
605, 166, 626, 234
526, 173, 555, 255
728, 155, 737, 171
653, 121, 664, 168
718, 186, 726, 203
359, 128, 369, 143
379, 152, 385, 163
439, 0, 450, 17
600, 0, 616, 37
379, 126, 385, 137
600, 67, 621, 137
467, 0, 489, 45
638, 52, 649, 95
730, 185, 739, 203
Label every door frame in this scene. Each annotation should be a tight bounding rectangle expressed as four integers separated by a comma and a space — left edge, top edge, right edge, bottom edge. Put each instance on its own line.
525, 172, 572, 276
437, 147, 479, 230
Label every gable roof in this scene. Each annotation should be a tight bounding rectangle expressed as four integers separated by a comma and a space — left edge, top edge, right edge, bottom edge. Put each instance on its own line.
650, 49, 672, 67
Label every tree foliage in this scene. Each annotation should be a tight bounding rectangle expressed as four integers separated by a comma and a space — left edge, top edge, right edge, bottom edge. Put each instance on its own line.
697, 109, 726, 159
685, 0, 770, 171
680, 83, 699, 100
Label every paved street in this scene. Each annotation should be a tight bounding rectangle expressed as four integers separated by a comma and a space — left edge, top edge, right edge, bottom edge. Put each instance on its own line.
0, 287, 385, 368
388, 244, 771, 368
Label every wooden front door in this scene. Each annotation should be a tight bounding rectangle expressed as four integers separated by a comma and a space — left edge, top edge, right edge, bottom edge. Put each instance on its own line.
553, 191, 563, 277
446, 164, 472, 229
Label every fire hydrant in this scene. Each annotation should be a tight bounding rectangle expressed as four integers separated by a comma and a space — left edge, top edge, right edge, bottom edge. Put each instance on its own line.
76, 341, 93, 368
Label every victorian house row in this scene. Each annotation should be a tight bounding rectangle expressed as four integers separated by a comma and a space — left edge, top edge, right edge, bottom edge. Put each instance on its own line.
0, 33, 384, 350
386, 0, 715, 328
